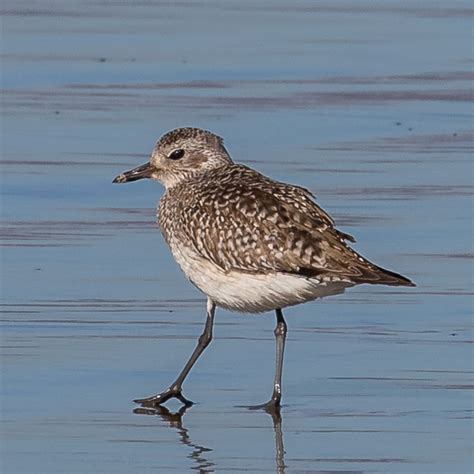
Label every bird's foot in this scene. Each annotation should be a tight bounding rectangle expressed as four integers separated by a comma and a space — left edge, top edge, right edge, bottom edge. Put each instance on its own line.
247, 397, 281, 414
134, 386, 193, 408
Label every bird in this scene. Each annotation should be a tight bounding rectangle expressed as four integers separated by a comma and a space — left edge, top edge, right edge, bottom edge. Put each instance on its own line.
113, 127, 415, 411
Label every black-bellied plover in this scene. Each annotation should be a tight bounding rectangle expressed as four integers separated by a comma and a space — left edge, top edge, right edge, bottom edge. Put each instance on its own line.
113, 127, 415, 411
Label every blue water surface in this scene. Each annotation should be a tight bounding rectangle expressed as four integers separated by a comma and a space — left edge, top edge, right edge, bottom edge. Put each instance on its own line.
1, 1, 473, 473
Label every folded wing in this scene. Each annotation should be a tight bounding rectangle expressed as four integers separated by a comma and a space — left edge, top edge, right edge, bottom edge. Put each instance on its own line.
178, 165, 414, 287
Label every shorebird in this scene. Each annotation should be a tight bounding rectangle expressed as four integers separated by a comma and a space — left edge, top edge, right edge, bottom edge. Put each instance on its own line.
113, 127, 415, 411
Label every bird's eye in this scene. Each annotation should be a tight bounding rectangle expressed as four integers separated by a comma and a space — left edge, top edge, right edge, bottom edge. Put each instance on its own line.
168, 149, 185, 160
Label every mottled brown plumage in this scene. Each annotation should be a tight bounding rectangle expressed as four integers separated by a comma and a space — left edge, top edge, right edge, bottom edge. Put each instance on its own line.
159, 163, 412, 288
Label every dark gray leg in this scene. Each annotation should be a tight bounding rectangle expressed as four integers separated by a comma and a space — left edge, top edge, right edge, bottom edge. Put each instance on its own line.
250, 308, 287, 412
269, 308, 287, 407
135, 298, 216, 407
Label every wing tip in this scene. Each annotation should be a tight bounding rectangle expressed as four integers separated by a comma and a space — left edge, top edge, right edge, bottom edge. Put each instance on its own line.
365, 265, 416, 287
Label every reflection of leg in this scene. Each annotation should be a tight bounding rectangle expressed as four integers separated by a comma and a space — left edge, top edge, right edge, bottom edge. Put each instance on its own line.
134, 405, 215, 471
135, 298, 216, 407
249, 308, 287, 411
269, 409, 286, 474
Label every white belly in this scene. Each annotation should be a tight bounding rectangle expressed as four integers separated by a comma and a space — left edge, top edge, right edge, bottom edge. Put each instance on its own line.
170, 243, 353, 313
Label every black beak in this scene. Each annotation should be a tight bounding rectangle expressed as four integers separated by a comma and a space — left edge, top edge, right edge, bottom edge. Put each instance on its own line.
113, 163, 154, 183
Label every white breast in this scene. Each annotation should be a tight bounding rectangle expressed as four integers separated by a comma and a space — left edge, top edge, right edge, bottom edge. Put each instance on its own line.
169, 242, 352, 313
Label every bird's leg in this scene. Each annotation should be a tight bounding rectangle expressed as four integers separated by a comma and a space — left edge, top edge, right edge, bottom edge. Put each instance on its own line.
249, 308, 287, 412
134, 299, 216, 407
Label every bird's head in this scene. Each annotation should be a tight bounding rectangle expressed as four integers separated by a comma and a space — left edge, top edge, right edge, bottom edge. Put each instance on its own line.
113, 127, 233, 188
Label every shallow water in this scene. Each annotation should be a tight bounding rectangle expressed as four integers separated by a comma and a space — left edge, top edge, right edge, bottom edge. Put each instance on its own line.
1, 1, 473, 472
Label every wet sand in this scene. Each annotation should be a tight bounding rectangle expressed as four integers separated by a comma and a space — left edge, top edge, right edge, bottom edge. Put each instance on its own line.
1, 1, 473, 472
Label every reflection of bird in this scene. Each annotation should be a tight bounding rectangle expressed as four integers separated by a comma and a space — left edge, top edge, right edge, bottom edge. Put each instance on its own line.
135, 404, 286, 473
135, 405, 214, 471
113, 127, 415, 410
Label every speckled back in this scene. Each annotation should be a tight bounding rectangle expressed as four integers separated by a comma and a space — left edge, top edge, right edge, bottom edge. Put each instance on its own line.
158, 164, 407, 285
